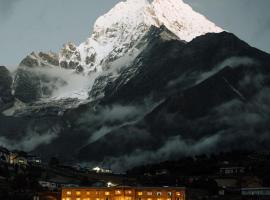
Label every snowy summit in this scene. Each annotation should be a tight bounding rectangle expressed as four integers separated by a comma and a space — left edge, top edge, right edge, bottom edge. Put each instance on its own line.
59, 0, 223, 75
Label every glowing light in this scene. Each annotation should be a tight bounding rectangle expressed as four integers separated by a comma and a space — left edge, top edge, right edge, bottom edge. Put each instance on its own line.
76, 191, 81, 196
66, 191, 72, 195
138, 192, 143, 196
115, 190, 121, 195
126, 190, 132, 195
107, 182, 115, 187
93, 166, 101, 172
105, 192, 110, 195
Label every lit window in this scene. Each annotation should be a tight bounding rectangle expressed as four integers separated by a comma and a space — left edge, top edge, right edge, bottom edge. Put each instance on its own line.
62, 198, 66, 200
66, 191, 72, 195
157, 198, 162, 200
66, 198, 71, 200
167, 192, 172, 197
83, 198, 90, 200
105, 192, 110, 195
138, 192, 143, 196
157, 192, 162, 196
86, 192, 90, 195
126, 190, 132, 195
115, 190, 121, 195
96, 198, 100, 200
76, 191, 81, 196
176, 192, 181, 196
147, 198, 152, 200
76, 198, 81, 200
147, 192, 152, 196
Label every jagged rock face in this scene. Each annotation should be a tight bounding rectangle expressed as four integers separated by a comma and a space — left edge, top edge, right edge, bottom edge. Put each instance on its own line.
13, 51, 65, 103
20, 52, 59, 68
59, 42, 84, 73
13, 68, 42, 103
0, 66, 14, 110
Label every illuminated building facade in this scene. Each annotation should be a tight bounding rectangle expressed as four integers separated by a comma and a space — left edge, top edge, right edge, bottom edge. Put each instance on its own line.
61, 186, 185, 200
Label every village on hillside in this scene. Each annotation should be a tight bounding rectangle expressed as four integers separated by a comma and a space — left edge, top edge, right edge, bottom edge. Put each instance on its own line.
1, 146, 270, 200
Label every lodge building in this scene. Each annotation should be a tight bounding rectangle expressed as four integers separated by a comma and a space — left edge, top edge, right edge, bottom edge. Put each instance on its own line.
61, 186, 186, 200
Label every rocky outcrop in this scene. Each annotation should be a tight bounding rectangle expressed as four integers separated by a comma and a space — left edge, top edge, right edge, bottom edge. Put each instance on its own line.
0, 66, 14, 110
19, 51, 59, 68
59, 42, 83, 73
13, 67, 42, 103
13, 51, 63, 103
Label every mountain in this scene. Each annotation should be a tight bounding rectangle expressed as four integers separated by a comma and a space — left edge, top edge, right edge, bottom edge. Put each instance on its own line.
59, 0, 222, 75
5, 0, 223, 111
1, 0, 270, 172
76, 32, 270, 170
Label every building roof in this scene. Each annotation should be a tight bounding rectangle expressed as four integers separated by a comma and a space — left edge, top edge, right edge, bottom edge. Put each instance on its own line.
61, 186, 186, 190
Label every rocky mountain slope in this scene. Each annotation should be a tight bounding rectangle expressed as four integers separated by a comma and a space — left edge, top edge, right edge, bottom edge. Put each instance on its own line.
0, 66, 14, 111
76, 32, 270, 170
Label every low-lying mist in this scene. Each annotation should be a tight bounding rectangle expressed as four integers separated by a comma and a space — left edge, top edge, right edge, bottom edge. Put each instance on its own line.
15, 66, 97, 100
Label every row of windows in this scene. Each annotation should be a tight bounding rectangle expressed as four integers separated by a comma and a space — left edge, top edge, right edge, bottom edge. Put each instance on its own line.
62, 198, 183, 200
65, 191, 181, 197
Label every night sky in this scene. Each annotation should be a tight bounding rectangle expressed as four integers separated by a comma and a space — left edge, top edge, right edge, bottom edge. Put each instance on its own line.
0, 0, 270, 65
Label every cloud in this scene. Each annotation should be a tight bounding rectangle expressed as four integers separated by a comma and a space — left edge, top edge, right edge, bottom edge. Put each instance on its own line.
103, 86, 270, 172
83, 134, 221, 172
0, 123, 61, 151
17, 66, 95, 100
196, 56, 258, 84
77, 104, 149, 146
89, 126, 112, 143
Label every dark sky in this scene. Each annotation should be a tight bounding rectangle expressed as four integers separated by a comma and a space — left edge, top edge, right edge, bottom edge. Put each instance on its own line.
0, 0, 270, 65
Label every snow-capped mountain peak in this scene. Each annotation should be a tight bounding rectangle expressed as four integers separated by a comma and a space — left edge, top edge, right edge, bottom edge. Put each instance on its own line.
150, 0, 223, 41
59, 0, 223, 75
